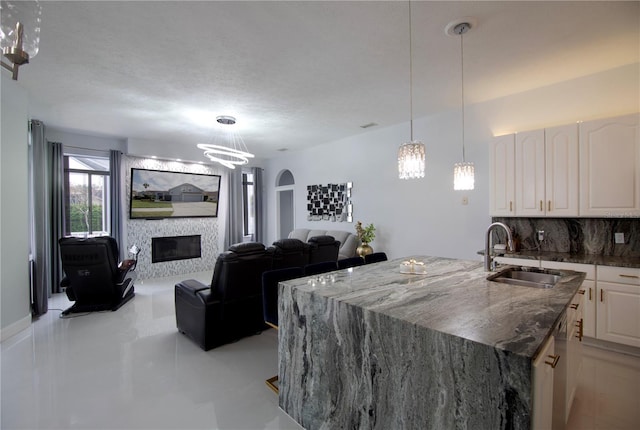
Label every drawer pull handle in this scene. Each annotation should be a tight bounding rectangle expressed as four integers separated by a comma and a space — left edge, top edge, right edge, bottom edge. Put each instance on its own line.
510, 201, 513, 212
545, 354, 560, 368
575, 318, 584, 342
540, 200, 543, 211
570, 303, 579, 310
619, 274, 639, 279
578, 289, 585, 295
548, 200, 551, 212
589, 287, 592, 301
600, 289, 604, 302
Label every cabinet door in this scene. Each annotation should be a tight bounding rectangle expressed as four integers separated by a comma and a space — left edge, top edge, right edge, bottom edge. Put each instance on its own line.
581, 279, 596, 338
545, 124, 579, 216
490, 134, 515, 216
596, 281, 640, 347
539, 261, 595, 338
532, 335, 556, 430
515, 130, 546, 216
579, 114, 640, 217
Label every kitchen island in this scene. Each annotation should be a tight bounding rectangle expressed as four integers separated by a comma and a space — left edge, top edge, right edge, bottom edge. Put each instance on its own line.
278, 256, 585, 430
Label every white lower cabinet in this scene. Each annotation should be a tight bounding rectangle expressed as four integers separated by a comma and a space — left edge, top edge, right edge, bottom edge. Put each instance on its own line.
540, 261, 596, 338
533, 335, 556, 430
596, 265, 640, 348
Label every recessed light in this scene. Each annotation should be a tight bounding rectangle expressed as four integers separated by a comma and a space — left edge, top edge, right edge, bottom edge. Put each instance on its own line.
176, 158, 182, 162
151, 155, 157, 159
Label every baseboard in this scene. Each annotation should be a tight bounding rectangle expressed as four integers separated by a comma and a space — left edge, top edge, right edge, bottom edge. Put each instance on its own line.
582, 336, 640, 358
0, 314, 32, 343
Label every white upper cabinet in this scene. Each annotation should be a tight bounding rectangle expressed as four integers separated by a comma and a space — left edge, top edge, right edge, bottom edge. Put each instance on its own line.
545, 124, 579, 216
579, 113, 640, 217
490, 134, 515, 216
492, 124, 579, 217
515, 129, 546, 216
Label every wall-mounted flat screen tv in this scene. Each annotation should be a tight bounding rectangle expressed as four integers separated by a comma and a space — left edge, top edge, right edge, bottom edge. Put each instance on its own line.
129, 168, 222, 219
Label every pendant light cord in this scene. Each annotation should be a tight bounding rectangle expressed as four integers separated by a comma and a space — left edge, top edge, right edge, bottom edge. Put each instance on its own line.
460, 28, 466, 163
409, 1, 414, 142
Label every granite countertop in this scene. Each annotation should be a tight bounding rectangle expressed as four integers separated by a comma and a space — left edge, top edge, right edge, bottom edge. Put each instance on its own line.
282, 255, 585, 360
478, 249, 640, 268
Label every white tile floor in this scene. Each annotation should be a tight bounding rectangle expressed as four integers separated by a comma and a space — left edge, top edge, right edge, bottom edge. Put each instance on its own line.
1, 271, 638, 430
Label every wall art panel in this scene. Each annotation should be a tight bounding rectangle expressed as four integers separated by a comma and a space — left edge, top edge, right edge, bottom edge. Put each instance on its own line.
307, 182, 352, 222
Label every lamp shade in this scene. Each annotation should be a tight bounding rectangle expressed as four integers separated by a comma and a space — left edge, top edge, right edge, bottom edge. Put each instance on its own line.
0, 1, 42, 58
453, 161, 475, 190
398, 140, 425, 180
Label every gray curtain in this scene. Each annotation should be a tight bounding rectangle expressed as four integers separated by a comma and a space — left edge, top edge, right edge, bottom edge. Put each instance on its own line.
252, 167, 264, 244
109, 150, 123, 259
50, 140, 64, 295
29, 120, 65, 315
224, 169, 244, 250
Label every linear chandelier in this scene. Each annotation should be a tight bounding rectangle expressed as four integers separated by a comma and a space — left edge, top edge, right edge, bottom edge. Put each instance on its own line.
397, 1, 425, 180
0, 1, 42, 80
451, 21, 475, 191
197, 116, 255, 169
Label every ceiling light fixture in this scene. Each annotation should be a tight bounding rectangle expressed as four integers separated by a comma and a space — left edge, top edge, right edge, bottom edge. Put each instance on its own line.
450, 20, 475, 191
0, 1, 42, 80
398, 1, 425, 180
197, 115, 255, 169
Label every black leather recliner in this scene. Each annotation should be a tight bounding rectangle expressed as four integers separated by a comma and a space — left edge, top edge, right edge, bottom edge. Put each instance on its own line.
59, 236, 136, 316
175, 242, 273, 351
270, 238, 310, 269
307, 235, 340, 264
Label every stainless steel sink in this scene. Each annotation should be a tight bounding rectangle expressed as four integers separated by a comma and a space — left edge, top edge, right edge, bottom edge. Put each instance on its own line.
487, 267, 562, 289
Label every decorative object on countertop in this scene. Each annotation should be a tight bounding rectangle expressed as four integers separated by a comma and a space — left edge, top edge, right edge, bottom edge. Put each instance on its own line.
306, 182, 352, 222
397, 1, 425, 180
400, 258, 426, 274
355, 221, 376, 257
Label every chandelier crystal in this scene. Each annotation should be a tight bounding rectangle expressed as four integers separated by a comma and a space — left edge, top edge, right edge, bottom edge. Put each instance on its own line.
398, 140, 425, 180
453, 161, 475, 190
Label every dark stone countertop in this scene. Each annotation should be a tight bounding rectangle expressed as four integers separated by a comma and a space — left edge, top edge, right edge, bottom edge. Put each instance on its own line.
478, 250, 640, 268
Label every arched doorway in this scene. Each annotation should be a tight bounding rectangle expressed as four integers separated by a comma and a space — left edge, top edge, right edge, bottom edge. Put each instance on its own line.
276, 169, 294, 239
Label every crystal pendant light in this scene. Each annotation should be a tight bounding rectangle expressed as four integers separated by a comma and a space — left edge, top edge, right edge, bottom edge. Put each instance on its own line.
398, 1, 425, 180
0, 1, 42, 80
452, 22, 475, 190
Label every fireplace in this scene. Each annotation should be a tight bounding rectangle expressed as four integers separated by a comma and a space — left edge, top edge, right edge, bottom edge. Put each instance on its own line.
152, 235, 202, 263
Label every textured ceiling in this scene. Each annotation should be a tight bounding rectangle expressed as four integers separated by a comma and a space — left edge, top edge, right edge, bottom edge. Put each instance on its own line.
12, 1, 640, 159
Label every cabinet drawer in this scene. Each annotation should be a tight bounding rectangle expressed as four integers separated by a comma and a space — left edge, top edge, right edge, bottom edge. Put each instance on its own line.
541, 261, 595, 280
598, 266, 640, 285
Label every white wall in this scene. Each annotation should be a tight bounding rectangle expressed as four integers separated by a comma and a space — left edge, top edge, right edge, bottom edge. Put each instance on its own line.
264, 64, 640, 261
0, 76, 32, 340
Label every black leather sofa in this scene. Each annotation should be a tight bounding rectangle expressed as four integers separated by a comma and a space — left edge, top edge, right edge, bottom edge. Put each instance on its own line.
175, 242, 273, 351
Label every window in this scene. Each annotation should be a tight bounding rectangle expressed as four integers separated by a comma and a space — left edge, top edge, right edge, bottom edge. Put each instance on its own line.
242, 172, 255, 239
63, 155, 110, 237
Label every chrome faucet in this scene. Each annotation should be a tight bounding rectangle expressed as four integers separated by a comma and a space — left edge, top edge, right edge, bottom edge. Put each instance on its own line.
484, 222, 515, 271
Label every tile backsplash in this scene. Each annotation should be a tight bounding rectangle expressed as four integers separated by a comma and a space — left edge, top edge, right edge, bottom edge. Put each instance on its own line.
491, 217, 640, 257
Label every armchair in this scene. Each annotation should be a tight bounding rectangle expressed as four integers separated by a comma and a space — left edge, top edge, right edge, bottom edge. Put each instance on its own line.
270, 238, 309, 269
307, 235, 340, 264
175, 242, 273, 350
58, 236, 136, 316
